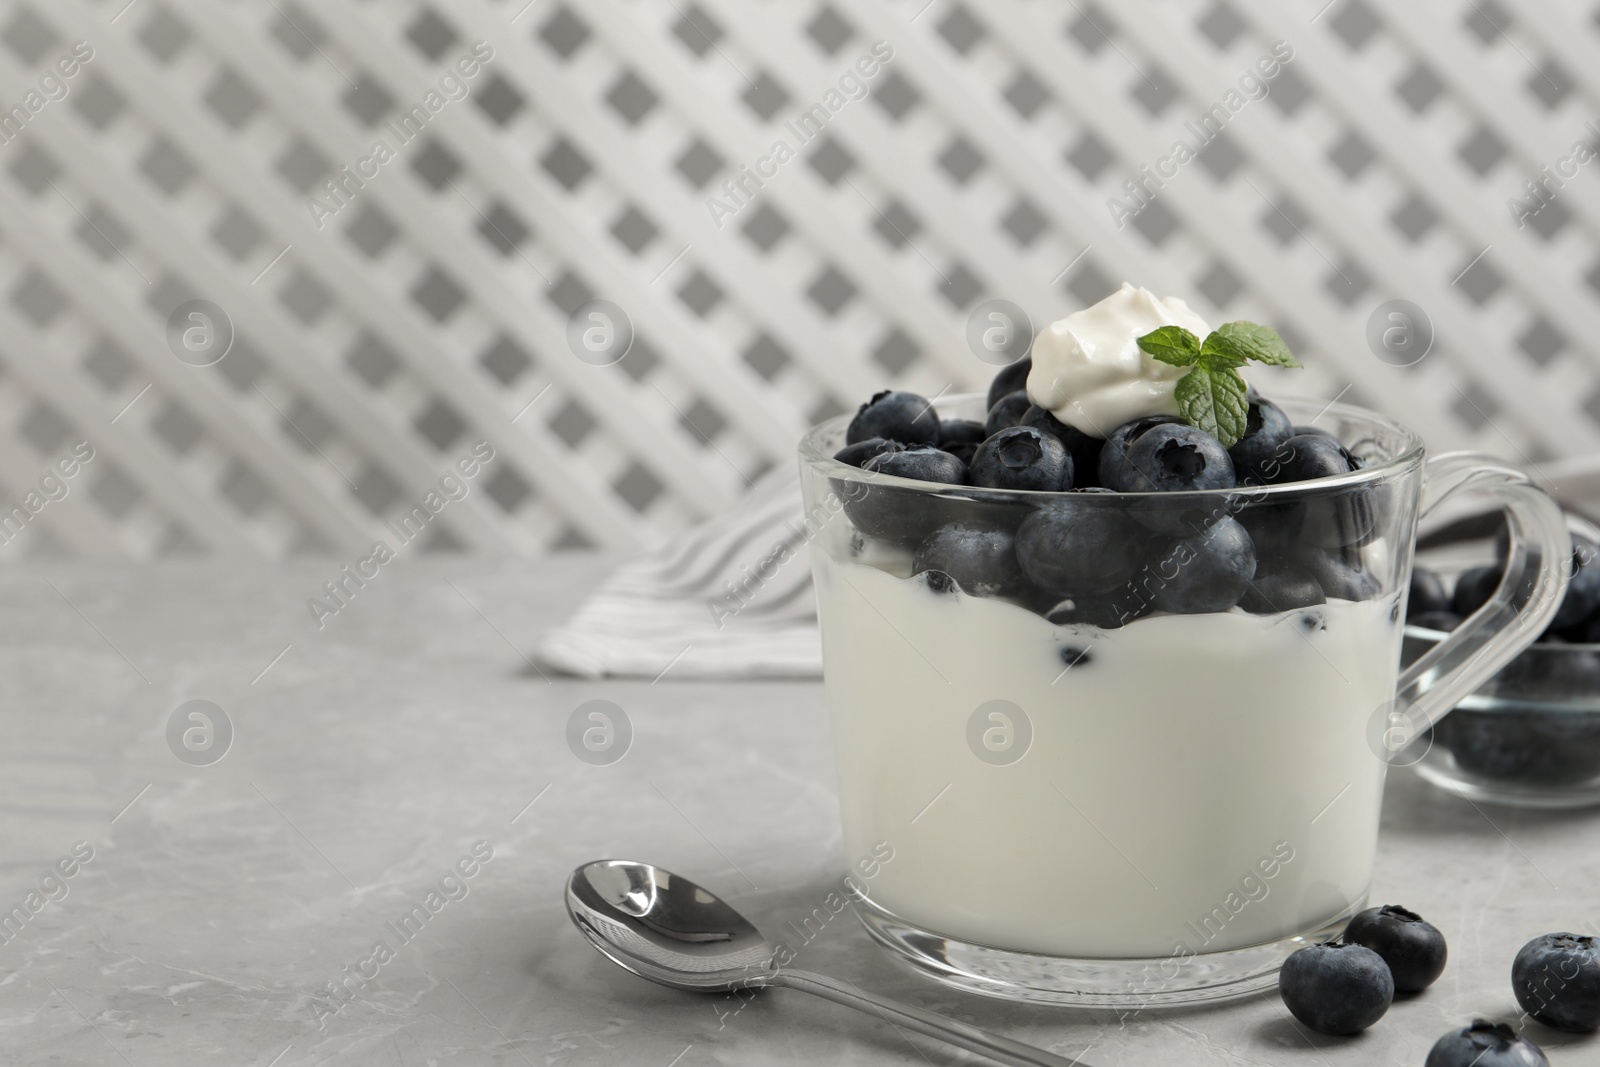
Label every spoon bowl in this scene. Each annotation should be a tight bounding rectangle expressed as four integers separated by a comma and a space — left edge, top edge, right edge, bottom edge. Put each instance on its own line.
566, 859, 776, 991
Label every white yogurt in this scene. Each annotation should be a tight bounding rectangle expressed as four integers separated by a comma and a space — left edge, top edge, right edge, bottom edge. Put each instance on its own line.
812, 550, 1402, 959
1028, 283, 1216, 437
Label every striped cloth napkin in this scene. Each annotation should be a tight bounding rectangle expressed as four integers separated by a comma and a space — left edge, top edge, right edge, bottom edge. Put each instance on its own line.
535, 469, 821, 679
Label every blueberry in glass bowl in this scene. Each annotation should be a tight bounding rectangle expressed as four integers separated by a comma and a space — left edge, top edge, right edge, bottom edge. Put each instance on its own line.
1404, 523, 1600, 807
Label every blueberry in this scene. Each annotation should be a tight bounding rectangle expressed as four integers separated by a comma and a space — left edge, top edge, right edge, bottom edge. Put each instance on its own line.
1576, 614, 1600, 642
969, 427, 1074, 492
1229, 397, 1296, 485
984, 389, 1033, 438
834, 436, 904, 468
1258, 434, 1373, 548
1120, 424, 1237, 493
1097, 414, 1185, 490
864, 446, 966, 486
1439, 711, 1600, 785
1262, 434, 1356, 484
1278, 942, 1394, 1035
1237, 501, 1307, 558
1493, 647, 1600, 700
1300, 484, 1380, 549
986, 356, 1032, 411
1452, 565, 1502, 617
1554, 533, 1600, 630
1017, 503, 1149, 596
1410, 611, 1463, 632
1564, 532, 1596, 572
1145, 516, 1256, 614
913, 524, 1026, 598
1409, 567, 1452, 617
939, 418, 988, 450
1292, 424, 1341, 441
841, 447, 968, 545
1343, 905, 1447, 993
1129, 496, 1239, 540
1512, 932, 1600, 1032
1493, 528, 1586, 624
1117, 424, 1239, 537
1437, 712, 1541, 780
1425, 1020, 1548, 1067
1058, 645, 1094, 669
847, 390, 940, 446
1239, 566, 1325, 614
1019, 405, 1104, 488
1523, 711, 1600, 782
938, 419, 988, 464
941, 443, 979, 465
1298, 549, 1381, 602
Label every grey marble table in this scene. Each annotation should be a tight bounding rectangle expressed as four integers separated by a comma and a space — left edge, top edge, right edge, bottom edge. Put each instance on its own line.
6, 559, 1599, 1066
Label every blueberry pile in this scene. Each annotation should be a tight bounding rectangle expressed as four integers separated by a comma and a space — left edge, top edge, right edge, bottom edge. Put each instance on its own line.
1281, 908, 1597, 1062
1408, 531, 1600, 786
833, 365, 1384, 624
1408, 529, 1600, 641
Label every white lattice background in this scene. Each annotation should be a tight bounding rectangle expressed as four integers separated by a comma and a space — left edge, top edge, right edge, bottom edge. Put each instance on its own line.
0, 0, 1596, 559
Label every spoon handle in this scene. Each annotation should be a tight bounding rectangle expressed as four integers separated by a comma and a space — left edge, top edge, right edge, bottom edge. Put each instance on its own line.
772, 970, 1090, 1067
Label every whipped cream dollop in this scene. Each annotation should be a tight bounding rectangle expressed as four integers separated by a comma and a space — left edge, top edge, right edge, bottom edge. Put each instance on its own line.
1027, 283, 1215, 438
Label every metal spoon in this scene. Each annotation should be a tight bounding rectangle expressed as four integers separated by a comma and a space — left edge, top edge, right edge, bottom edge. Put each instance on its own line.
565, 859, 1089, 1067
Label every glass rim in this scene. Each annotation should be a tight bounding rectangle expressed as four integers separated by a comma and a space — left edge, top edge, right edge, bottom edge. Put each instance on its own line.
1406, 622, 1600, 655
798, 393, 1426, 502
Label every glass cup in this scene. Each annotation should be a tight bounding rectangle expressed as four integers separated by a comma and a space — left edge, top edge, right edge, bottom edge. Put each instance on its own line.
797, 395, 1570, 1006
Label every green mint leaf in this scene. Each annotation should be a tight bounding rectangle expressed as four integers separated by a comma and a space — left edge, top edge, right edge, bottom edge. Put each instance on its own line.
1195, 347, 1247, 372
1174, 363, 1250, 448
1136, 326, 1201, 367
1204, 321, 1302, 369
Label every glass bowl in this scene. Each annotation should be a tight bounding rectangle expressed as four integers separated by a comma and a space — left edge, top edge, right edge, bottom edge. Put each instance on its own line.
1404, 627, 1600, 807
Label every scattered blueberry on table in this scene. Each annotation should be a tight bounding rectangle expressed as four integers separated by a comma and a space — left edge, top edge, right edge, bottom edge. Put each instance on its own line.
1512, 932, 1600, 1033
1278, 941, 1394, 1035
1425, 1020, 1548, 1067
1343, 905, 1448, 994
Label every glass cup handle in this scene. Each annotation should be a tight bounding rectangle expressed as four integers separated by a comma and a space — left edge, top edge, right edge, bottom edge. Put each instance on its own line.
1394, 452, 1571, 737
